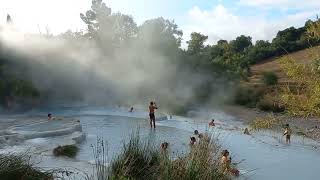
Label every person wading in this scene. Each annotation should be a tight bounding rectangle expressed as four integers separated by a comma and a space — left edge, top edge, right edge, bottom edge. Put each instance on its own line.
283, 124, 292, 144
149, 101, 158, 128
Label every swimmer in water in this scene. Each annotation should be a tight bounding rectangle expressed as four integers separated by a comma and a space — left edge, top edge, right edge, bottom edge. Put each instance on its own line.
194, 130, 199, 135
129, 107, 134, 112
190, 136, 196, 146
48, 113, 53, 120
244, 128, 250, 135
209, 119, 216, 127
161, 142, 169, 151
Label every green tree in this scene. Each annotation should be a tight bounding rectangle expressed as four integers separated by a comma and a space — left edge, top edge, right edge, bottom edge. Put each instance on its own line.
187, 32, 208, 55
111, 13, 138, 46
230, 35, 252, 52
138, 17, 183, 54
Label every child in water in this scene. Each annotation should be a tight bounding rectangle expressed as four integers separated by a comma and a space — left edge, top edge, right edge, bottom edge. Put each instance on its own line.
161, 142, 169, 151
209, 119, 215, 127
190, 137, 196, 146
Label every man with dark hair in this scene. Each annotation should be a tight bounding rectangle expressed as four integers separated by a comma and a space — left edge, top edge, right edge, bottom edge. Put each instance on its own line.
283, 124, 292, 144
149, 101, 158, 128
48, 113, 53, 120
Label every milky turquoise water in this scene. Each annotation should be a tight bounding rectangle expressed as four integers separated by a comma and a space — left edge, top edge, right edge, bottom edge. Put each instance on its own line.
1, 105, 319, 180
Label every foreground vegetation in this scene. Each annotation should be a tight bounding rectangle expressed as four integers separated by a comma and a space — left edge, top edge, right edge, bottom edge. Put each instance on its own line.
87, 132, 230, 180
0, 153, 53, 180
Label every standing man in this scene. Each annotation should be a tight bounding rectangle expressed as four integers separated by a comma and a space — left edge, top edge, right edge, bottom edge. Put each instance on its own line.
283, 124, 292, 144
149, 101, 158, 128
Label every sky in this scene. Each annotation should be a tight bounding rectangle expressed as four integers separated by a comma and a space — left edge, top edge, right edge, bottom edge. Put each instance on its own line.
0, 0, 319, 45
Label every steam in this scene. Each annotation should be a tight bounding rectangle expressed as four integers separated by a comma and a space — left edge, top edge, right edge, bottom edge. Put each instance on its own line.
0, 21, 231, 112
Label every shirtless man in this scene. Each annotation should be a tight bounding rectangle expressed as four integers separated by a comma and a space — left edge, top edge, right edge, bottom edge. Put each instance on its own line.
149, 101, 158, 128
283, 124, 292, 144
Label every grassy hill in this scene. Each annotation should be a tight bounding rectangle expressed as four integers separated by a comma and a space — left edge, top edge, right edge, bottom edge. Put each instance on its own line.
248, 46, 320, 85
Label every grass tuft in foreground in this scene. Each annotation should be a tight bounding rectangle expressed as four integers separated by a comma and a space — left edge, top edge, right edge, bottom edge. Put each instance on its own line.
0, 153, 53, 180
97, 131, 230, 180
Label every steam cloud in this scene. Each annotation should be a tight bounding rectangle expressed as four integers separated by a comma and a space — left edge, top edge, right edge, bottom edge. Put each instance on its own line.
0, 21, 231, 112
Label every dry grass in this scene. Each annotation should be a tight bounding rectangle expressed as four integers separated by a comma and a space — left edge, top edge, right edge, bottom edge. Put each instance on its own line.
249, 114, 285, 131
248, 46, 320, 85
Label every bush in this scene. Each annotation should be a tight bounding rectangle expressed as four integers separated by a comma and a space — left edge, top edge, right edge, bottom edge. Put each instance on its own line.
110, 132, 160, 179
234, 85, 265, 107
53, 145, 79, 158
0, 153, 53, 180
91, 131, 230, 180
257, 96, 285, 113
262, 71, 278, 86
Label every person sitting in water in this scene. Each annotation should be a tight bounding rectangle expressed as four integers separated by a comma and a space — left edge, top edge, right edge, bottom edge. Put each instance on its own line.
48, 113, 53, 120
194, 130, 199, 135
244, 128, 251, 135
129, 107, 134, 112
221, 149, 240, 177
190, 136, 196, 146
209, 119, 220, 127
161, 142, 169, 151
283, 124, 292, 144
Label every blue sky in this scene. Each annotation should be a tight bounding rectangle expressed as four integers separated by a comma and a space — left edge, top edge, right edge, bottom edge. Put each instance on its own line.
0, 0, 319, 44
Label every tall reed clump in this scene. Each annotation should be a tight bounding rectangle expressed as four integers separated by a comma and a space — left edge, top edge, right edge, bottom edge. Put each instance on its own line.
85, 137, 109, 180
0, 153, 53, 180
108, 131, 230, 180
158, 138, 228, 180
110, 131, 160, 179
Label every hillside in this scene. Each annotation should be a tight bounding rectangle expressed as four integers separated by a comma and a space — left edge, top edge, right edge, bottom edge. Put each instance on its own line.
248, 46, 320, 85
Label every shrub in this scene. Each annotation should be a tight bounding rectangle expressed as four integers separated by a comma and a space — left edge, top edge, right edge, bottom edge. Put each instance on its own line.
0, 153, 53, 180
110, 132, 160, 179
262, 71, 278, 86
91, 131, 231, 180
249, 114, 284, 130
53, 145, 79, 158
234, 85, 265, 107
257, 96, 285, 113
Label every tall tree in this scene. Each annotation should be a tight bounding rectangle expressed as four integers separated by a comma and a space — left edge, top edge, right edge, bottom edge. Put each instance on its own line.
138, 17, 183, 53
187, 32, 208, 55
230, 35, 252, 52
